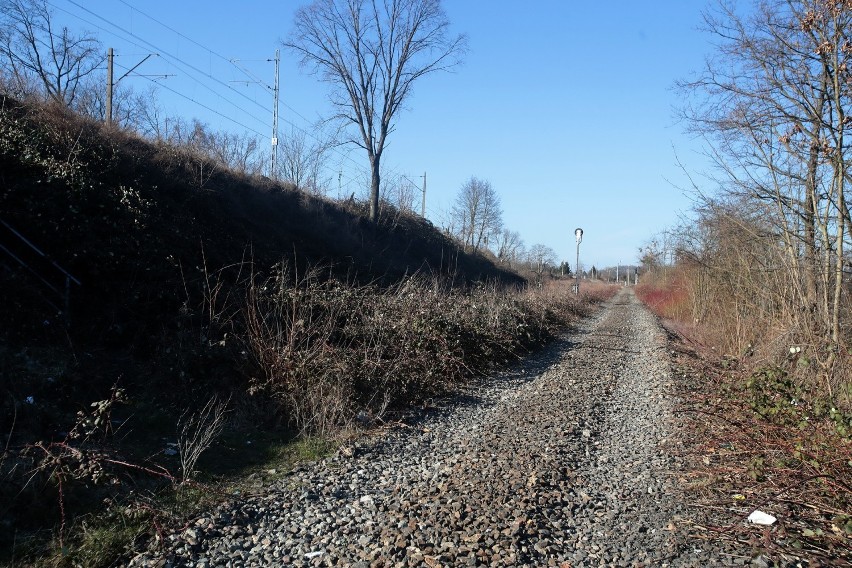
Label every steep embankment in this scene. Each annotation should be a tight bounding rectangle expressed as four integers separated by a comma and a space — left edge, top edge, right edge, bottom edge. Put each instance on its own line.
0, 96, 523, 410
0, 97, 520, 340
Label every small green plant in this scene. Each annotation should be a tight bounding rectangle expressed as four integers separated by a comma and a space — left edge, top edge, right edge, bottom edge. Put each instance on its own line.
745, 367, 803, 425
746, 456, 766, 481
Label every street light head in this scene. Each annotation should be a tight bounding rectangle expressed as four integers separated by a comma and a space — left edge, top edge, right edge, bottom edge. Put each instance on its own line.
575, 228, 583, 244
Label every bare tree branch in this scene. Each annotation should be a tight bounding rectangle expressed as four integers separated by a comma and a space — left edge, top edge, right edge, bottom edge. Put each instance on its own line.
0, 0, 101, 106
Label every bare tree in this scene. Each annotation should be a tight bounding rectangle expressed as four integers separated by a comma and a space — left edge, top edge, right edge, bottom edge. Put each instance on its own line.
285, 0, 466, 222
0, 0, 101, 106
198, 127, 266, 176
526, 243, 557, 287
279, 126, 334, 194
75, 78, 150, 130
380, 172, 418, 212
679, 0, 850, 386
136, 86, 173, 142
494, 229, 524, 267
450, 176, 503, 252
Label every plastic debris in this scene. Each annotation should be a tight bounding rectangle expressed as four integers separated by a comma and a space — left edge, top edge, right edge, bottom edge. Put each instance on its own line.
747, 510, 777, 526
305, 551, 324, 559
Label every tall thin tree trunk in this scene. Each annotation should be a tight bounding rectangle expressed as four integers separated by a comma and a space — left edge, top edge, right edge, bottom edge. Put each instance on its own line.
803, 103, 823, 320
369, 155, 381, 222
826, 42, 845, 394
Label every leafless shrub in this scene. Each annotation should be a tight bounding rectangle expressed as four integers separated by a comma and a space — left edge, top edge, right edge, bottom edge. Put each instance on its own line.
241, 264, 359, 434
177, 395, 229, 482
8, 387, 174, 546
236, 264, 591, 435
288, 377, 353, 439
278, 125, 334, 194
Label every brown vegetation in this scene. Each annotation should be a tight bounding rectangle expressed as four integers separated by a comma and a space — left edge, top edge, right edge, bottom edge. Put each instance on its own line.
667, 325, 852, 563
643, 0, 852, 408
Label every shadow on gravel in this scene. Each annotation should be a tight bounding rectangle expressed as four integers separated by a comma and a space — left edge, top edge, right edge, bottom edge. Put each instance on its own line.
574, 344, 641, 355
384, 334, 576, 429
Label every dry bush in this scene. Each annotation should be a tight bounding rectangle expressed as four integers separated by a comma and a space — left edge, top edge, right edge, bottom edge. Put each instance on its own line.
237, 266, 591, 435
635, 267, 694, 323
638, 207, 850, 407
240, 264, 358, 436
1, 386, 175, 554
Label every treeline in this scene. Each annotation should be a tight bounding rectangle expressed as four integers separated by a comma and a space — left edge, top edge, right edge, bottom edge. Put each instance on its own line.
641, 0, 851, 402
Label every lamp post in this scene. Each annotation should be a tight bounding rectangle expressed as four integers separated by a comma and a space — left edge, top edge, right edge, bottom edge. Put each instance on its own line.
574, 228, 583, 295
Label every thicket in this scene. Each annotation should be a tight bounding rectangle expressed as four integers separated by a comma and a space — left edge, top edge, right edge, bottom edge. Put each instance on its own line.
669, 340, 852, 561
217, 265, 599, 434
638, 0, 852, 406
636, 244, 851, 408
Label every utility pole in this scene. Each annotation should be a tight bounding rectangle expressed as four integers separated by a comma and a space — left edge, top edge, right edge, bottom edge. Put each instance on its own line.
105, 47, 114, 125
271, 49, 280, 179
574, 228, 583, 295
420, 172, 427, 217
105, 49, 159, 126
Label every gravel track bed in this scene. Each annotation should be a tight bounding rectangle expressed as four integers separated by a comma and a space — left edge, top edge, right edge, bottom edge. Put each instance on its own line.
129, 289, 746, 567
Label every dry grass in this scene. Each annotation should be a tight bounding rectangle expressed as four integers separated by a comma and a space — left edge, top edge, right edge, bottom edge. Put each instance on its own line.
636, 263, 851, 411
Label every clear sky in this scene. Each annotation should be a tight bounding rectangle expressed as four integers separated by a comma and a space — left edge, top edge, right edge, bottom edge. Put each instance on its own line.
51, 0, 712, 270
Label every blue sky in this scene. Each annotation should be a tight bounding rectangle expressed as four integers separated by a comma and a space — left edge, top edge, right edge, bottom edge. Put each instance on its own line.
52, 1, 712, 269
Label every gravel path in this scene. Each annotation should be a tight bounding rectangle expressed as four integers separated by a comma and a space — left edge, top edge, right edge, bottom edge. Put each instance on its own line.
129, 288, 747, 567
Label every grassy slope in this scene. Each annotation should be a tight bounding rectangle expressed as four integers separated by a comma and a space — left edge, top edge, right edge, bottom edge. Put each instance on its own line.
0, 97, 520, 327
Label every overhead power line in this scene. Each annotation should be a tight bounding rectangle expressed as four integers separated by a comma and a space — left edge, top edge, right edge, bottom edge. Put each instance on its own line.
57, 0, 365, 172
49, 1, 269, 133
62, 0, 270, 119
111, 61, 266, 138
51, 0, 378, 187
